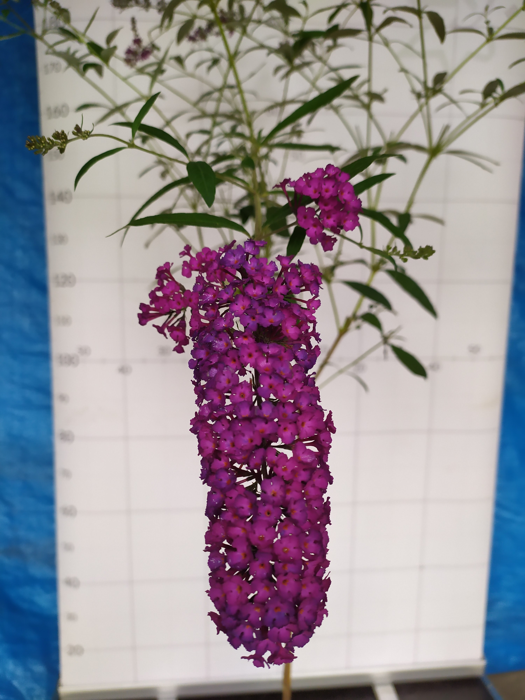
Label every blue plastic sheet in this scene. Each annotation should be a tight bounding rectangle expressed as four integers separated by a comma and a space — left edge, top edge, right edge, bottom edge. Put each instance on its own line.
0, 4, 59, 699
485, 132, 525, 673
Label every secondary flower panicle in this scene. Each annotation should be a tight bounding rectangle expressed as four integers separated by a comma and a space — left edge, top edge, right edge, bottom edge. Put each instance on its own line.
276, 164, 362, 252
138, 238, 335, 667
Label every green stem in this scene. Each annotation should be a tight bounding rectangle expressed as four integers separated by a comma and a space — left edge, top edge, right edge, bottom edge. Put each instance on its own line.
404, 153, 434, 212
318, 332, 396, 389
446, 7, 524, 84
417, 0, 433, 147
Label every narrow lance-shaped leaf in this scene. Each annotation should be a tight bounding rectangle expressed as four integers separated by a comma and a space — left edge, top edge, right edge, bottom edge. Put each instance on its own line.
264, 203, 292, 232
387, 6, 421, 17
385, 270, 437, 317
482, 79, 504, 101
161, 0, 186, 27
263, 76, 358, 143
342, 152, 399, 179
84, 8, 99, 33
132, 92, 160, 139
287, 226, 306, 258
128, 212, 249, 236
360, 312, 383, 331
187, 161, 216, 207
495, 32, 525, 40
375, 16, 411, 32
359, 1, 374, 32
177, 18, 195, 43
106, 28, 121, 46
432, 72, 447, 90
328, 3, 350, 24
342, 281, 392, 310
128, 177, 190, 223
113, 121, 188, 157
74, 147, 126, 190
272, 142, 341, 152
426, 11, 446, 43
398, 212, 411, 234
353, 173, 394, 196
360, 208, 411, 247
265, 0, 301, 20
390, 344, 427, 377
501, 82, 525, 101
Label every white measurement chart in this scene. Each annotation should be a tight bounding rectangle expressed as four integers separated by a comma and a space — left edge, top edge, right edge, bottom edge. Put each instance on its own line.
36, 2, 525, 696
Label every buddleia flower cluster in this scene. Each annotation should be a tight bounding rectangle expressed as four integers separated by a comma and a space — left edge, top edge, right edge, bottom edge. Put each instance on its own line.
276, 164, 362, 251
138, 239, 335, 666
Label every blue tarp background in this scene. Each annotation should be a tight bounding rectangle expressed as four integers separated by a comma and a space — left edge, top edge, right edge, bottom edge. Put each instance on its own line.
485, 135, 525, 674
0, 3, 523, 696
0, 3, 59, 699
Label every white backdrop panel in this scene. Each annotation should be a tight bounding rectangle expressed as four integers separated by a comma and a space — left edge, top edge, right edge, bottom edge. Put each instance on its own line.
35, 1, 525, 694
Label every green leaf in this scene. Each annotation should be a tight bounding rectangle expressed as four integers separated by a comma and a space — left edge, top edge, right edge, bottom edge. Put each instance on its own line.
100, 46, 117, 64
359, 1, 373, 31
495, 32, 525, 40
342, 281, 392, 310
449, 27, 485, 37
385, 270, 437, 317
342, 152, 398, 179
76, 102, 105, 112
426, 11, 446, 43
161, 0, 186, 26
264, 203, 292, 232
132, 92, 160, 139
360, 208, 411, 246
326, 27, 362, 39
177, 18, 195, 43
272, 142, 340, 152
84, 8, 99, 33
187, 161, 216, 207
265, 0, 301, 20
390, 345, 427, 377
239, 205, 255, 223
129, 213, 249, 235
328, 3, 350, 24
432, 71, 447, 90
241, 156, 255, 169
397, 212, 411, 234
128, 177, 190, 223
82, 62, 103, 78
501, 82, 525, 101
388, 5, 420, 17
287, 226, 306, 258
58, 28, 79, 41
113, 121, 188, 157
482, 78, 504, 101
74, 147, 126, 190
0, 31, 24, 41
509, 57, 525, 69
263, 76, 358, 143
106, 28, 121, 46
353, 173, 394, 196
86, 41, 104, 58
375, 16, 411, 32
360, 312, 382, 331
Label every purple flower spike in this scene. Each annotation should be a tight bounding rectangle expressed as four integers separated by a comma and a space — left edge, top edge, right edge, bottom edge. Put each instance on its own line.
138, 238, 335, 667
276, 164, 362, 251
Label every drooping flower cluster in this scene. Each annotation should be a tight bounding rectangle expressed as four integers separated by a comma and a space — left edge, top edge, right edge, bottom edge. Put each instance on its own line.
124, 18, 154, 67
138, 239, 335, 667
276, 164, 362, 252
187, 9, 237, 42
